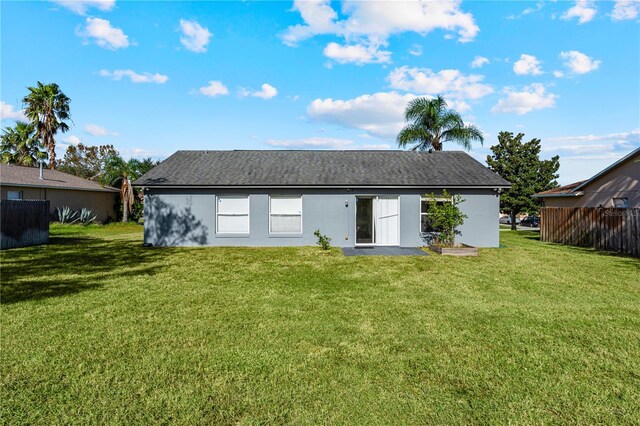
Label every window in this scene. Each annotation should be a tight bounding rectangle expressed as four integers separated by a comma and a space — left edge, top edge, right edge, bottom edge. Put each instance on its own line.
7, 191, 23, 200
613, 197, 629, 208
216, 196, 249, 233
420, 197, 449, 233
270, 196, 302, 234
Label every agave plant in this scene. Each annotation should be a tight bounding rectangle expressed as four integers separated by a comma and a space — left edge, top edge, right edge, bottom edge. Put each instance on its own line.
56, 206, 78, 224
78, 208, 97, 225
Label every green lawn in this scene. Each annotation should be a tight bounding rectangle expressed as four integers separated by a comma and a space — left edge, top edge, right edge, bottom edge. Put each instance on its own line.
2, 224, 639, 424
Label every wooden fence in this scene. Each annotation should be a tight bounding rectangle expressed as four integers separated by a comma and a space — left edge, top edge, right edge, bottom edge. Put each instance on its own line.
1, 200, 50, 250
540, 207, 640, 257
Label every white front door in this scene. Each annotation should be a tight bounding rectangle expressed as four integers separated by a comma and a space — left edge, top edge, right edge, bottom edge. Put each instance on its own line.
375, 197, 400, 245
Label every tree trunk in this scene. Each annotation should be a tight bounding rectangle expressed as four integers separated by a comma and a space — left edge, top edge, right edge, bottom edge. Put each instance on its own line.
47, 137, 56, 169
510, 211, 517, 231
122, 195, 129, 223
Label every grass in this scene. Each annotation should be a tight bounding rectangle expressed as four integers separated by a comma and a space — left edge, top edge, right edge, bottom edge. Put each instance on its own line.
2, 224, 639, 424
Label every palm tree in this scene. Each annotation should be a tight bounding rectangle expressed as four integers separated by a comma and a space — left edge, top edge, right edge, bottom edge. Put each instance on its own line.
101, 155, 142, 222
397, 96, 483, 151
22, 82, 71, 169
0, 122, 47, 166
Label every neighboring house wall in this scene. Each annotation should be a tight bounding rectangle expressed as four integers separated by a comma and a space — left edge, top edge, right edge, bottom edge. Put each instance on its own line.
0, 185, 117, 221
542, 156, 640, 208
143, 188, 500, 248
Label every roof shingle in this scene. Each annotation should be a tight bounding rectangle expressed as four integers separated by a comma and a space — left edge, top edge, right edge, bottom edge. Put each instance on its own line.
135, 150, 511, 188
0, 163, 119, 192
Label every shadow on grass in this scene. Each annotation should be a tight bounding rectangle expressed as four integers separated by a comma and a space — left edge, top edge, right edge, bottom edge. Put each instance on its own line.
560, 244, 640, 269
1, 232, 169, 305
519, 231, 640, 268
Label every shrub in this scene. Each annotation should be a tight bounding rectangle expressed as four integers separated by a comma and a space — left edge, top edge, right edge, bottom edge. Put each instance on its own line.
314, 229, 332, 250
56, 206, 78, 224
423, 190, 467, 247
78, 208, 97, 225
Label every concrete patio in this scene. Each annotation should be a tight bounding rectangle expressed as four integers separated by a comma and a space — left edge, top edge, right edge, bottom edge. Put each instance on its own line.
341, 247, 429, 256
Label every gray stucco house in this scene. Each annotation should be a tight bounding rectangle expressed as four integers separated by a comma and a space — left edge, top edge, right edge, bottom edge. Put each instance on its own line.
135, 150, 510, 248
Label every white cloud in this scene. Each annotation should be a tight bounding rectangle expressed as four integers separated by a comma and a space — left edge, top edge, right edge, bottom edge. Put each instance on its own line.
507, 1, 545, 19
446, 100, 472, 113
513, 54, 543, 75
492, 84, 557, 115
56, 135, 83, 157
63, 135, 82, 146
545, 129, 640, 146
408, 44, 423, 56
51, 0, 115, 15
387, 66, 493, 100
562, 0, 597, 24
0, 101, 27, 121
553, 70, 565, 78
361, 144, 392, 150
267, 137, 354, 149
307, 91, 416, 138
99, 69, 168, 84
611, 0, 640, 20
239, 83, 278, 100
538, 129, 639, 184
281, 0, 340, 47
79, 17, 129, 49
307, 90, 478, 139
266, 137, 391, 150
198, 80, 229, 97
470, 56, 489, 68
342, 0, 479, 43
560, 50, 601, 74
282, 0, 479, 64
324, 41, 391, 64
543, 129, 639, 174
84, 123, 117, 137
179, 19, 212, 53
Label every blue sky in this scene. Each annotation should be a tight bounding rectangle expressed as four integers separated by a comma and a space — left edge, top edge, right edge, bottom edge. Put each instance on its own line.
1, 0, 639, 184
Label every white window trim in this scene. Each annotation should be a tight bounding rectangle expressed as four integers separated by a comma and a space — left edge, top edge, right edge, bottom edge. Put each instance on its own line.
420, 196, 451, 233
269, 195, 303, 234
216, 195, 250, 234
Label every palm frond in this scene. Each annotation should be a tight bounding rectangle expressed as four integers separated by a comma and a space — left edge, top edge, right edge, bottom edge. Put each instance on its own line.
397, 123, 434, 151
397, 95, 482, 151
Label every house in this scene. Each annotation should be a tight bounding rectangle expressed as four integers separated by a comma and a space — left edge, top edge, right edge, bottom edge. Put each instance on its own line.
534, 147, 640, 208
135, 150, 511, 248
0, 163, 119, 221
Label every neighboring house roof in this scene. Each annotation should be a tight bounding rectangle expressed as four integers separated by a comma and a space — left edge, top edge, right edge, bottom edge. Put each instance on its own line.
0, 163, 119, 193
134, 150, 511, 188
535, 180, 586, 198
534, 147, 640, 198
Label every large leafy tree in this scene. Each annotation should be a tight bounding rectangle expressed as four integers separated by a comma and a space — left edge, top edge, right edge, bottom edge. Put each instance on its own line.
486, 132, 560, 230
138, 157, 160, 176
58, 143, 118, 180
22, 82, 71, 169
0, 122, 47, 166
397, 95, 484, 151
101, 155, 142, 223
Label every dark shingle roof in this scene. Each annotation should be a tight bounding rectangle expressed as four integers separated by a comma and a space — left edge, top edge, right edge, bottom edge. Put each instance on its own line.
535, 180, 586, 196
0, 163, 119, 192
134, 150, 511, 188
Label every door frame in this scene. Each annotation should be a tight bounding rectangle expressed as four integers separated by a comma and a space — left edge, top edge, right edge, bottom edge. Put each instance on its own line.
354, 195, 400, 246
